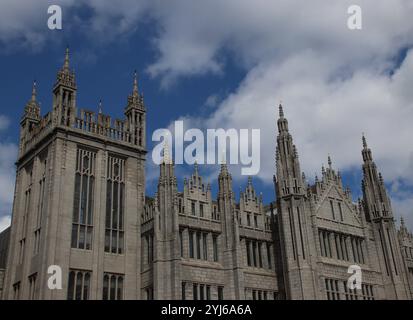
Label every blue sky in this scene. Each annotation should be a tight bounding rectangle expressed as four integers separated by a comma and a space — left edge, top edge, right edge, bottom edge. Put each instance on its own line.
0, 1, 413, 231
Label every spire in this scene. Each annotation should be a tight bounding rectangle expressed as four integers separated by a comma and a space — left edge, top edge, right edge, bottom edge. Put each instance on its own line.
31, 80, 37, 102
194, 161, 199, 176
163, 136, 171, 164
401, 216, 405, 227
54, 46, 76, 90
98, 99, 103, 114
277, 102, 289, 133
328, 155, 332, 169
220, 149, 228, 174
247, 176, 252, 186
133, 70, 139, 97
64, 47, 70, 72
362, 133, 367, 149
361, 133, 373, 162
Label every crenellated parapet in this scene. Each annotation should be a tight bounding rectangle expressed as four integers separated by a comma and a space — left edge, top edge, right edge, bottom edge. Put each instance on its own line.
18, 49, 146, 160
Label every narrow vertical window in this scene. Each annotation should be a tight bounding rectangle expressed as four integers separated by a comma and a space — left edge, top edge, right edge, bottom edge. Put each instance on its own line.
218, 286, 224, 300
72, 149, 95, 250
203, 233, 208, 260
193, 283, 198, 300
105, 156, 126, 254
338, 202, 344, 221
246, 240, 251, 266
191, 201, 196, 215
330, 200, 336, 220
266, 243, 272, 269
182, 282, 186, 300
179, 230, 183, 257
196, 232, 201, 259
189, 231, 194, 258
213, 235, 218, 262
200, 203, 204, 217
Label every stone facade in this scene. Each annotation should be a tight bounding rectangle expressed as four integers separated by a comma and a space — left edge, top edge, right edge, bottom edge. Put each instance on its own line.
0, 227, 10, 299
1, 50, 413, 300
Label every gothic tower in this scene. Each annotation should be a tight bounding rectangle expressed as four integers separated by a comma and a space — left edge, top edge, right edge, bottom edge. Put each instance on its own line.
217, 159, 245, 299
4, 50, 146, 300
52, 47, 77, 127
152, 143, 181, 299
361, 135, 411, 299
274, 104, 317, 299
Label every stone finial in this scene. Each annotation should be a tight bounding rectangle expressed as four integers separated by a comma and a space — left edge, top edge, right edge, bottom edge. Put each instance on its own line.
64, 47, 70, 72
98, 99, 103, 114
328, 155, 332, 169
133, 70, 139, 97
31, 80, 37, 102
362, 133, 367, 149
279, 103, 284, 118
194, 161, 199, 176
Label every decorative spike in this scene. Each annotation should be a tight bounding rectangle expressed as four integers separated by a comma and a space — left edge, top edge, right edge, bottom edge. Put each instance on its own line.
31, 80, 37, 102
133, 70, 139, 96
328, 155, 332, 169
98, 99, 103, 114
279, 103, 284, 118
64, 47, 70, 72
362, 133, 367, 149
194, 161, 199, 175
379, 172, 384, 184
163, 134, 171, 164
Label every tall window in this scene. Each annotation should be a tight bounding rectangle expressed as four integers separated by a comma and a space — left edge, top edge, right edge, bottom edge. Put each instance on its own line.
67, 270, 91, 300
34, 158, 47, 255
196, 232, 201, 259
218, 287, 224, 300
189, 231, 194, 258
203, 233, 208, 260
246, 241, 251, 266
28, 273, 37, 300
179, 230, 183, 257
145, 233, 154, 263
105, 155, 126, 254
72, 149, 95, 250
338, 202, 344, 221
330, 200, 336, 220
191, 201, 196, 216
266, 243, 272, 269
182, 282, 186, 300
103, 273, 124, 300
213, 235, 218, 262
13, 282, 21, 300
200, 203, 204, 217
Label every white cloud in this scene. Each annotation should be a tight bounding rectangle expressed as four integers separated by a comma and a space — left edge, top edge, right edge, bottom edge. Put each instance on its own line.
0, 115, 9, 131
142, 1, 413, 229
0, 142, 17, 219
0, 215, 11, 233
1, 0, 413, 232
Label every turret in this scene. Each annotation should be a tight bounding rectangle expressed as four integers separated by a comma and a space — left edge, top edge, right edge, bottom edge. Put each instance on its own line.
125, 71, 146, 148
52, 47, 77, 127
19, 81, 41, 156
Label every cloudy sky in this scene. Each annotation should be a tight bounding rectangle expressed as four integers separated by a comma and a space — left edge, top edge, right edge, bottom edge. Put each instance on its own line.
0, 0, 413, 232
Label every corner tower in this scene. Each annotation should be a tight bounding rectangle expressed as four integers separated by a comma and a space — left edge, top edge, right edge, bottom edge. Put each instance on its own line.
274, 104, 317, 299
361, 135, 411, 299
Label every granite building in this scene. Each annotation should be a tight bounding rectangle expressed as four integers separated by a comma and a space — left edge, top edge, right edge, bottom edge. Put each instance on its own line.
1, 50, 413, 300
